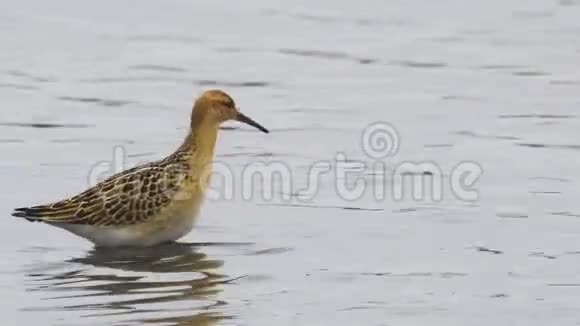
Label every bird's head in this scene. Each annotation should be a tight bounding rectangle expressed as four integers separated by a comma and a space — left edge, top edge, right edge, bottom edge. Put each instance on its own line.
190, 89, 269, 133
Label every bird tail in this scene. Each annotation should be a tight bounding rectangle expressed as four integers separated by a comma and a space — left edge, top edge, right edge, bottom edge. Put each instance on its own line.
12, 205, 77, 223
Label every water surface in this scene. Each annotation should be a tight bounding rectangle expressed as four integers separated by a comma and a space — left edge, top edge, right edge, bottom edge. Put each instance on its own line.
1, 0, 580, 325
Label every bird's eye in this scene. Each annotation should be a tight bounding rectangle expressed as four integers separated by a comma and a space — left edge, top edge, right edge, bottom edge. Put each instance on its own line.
223, 99, 235, 107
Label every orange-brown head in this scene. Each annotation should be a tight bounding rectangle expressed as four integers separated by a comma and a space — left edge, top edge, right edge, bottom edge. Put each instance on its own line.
190, 89, 269, 133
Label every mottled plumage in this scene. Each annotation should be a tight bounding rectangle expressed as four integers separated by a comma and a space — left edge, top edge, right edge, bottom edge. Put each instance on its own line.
13, 149, 193, 226
12, 89, 269, 247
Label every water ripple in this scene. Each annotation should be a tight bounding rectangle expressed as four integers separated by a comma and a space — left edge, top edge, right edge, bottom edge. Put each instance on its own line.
257, 202, 384, 212
0, 83, 39, 90
454, 130, 519, 140
516, 143, 580, 150
4, 69, 56, 83
128, 64, 187, 73
0, 122, 93, 129
126, 35, 203, 44
278, 48, 377, 65
57, 96, 134, 107
498, 114, 575, 119
23, 243, 233, 325
390, 60, 447, 68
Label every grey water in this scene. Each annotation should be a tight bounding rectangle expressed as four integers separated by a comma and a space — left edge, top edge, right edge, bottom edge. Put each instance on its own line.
1, 0, 580, 325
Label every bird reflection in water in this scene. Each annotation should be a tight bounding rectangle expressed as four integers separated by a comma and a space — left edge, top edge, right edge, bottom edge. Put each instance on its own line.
25, 242, 244, 325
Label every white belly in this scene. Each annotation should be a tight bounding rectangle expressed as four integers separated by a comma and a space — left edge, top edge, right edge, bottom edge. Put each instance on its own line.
55, 212, 198, 247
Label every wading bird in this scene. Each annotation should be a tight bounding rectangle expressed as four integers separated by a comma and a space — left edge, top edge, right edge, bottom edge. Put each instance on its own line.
12, 89, 269, 247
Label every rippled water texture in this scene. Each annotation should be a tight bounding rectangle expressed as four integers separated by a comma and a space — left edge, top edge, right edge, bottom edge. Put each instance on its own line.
1, 0, 580, 325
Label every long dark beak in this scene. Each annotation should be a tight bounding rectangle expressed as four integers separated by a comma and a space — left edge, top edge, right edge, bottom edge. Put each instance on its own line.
236, 112, 269, 133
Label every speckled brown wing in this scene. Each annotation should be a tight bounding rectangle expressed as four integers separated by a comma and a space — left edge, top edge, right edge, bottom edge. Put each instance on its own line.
12, 155, 191, 227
